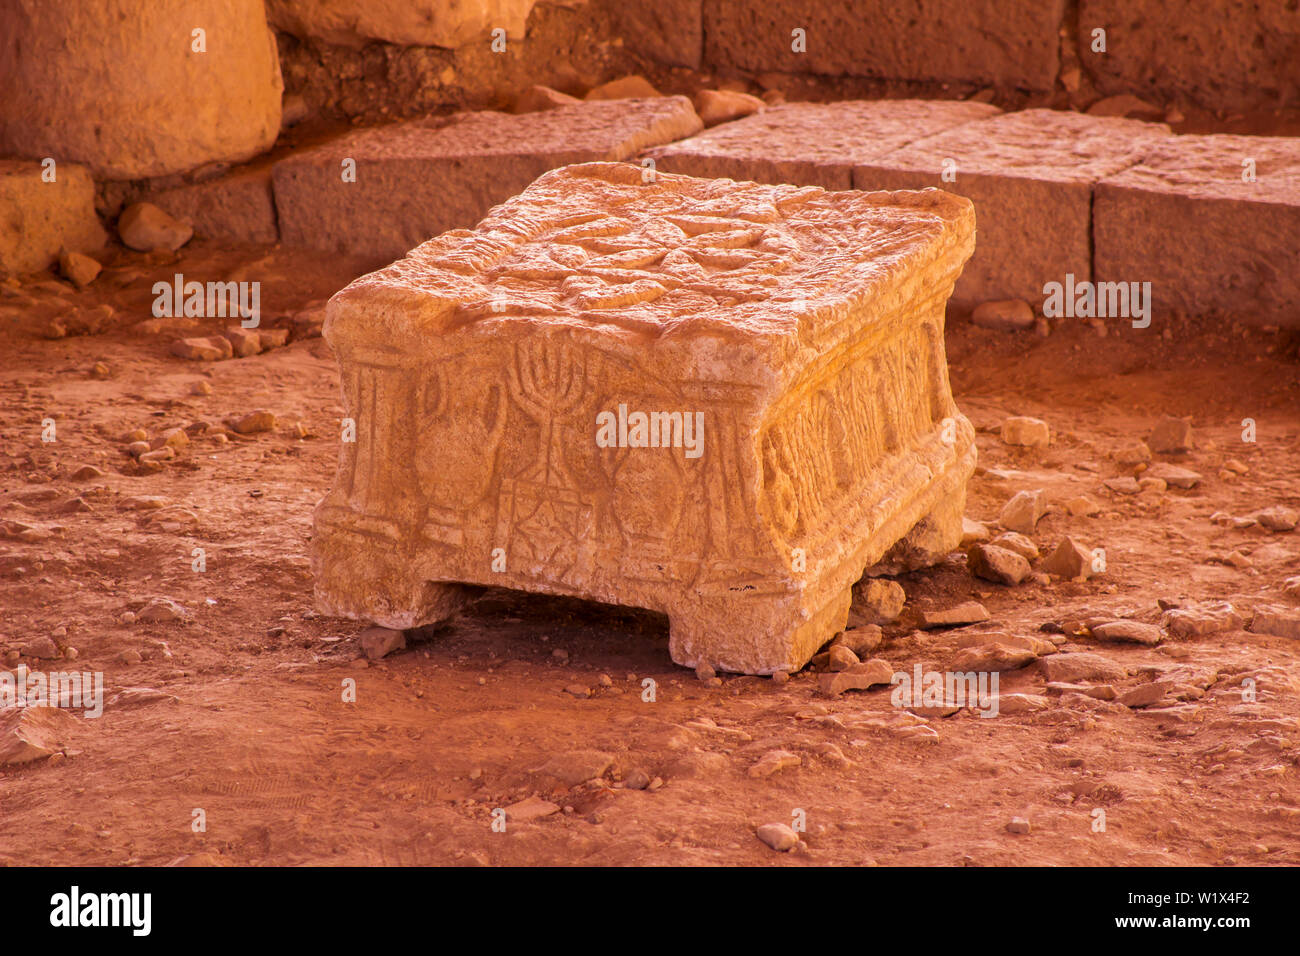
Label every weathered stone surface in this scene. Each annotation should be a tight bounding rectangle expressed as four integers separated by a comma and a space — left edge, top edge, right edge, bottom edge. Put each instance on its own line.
512, 85, 582, 114
855, 110, 1170, 304
991, 532, 1038, 562
1118, 681, 1172, 709
1091, 621, 1163, 646
0, 705, 76, 765
359, 626, 406, 660
819, 658, 895, 697
704, 1, 1066, 90
274, 98, 703, 259
117, 203, 194, 253
1248, 606, 1300, 641
147, 166, 278, 245
1144, 462, 1201, 489
833, 625, 883, 657
266, 0, 537, 48
968, 543, 1031, 586
585, 75, 661, 101
1256, 506, 1298, 533
1079, 0, 1300, 114
852, 578, 905, 624
0, 161, 107, 275
950, 642, 1037, 673
1000, 489, 1046, 535
694, 90, 765, 127
313, 163, 977, 675
1148, 416, 1193, 454
1041, 536, 1093, 580
1095, 135, 1300, 327
0, 0, 282, 179
1037, 652, 1128, 684
1001, 416, 1050, 448
1162, 602, 1244, 639
608, 0, 703, 69
920, 602, 990, 629
648, 100, 999, 191
971, 299, 1035, 332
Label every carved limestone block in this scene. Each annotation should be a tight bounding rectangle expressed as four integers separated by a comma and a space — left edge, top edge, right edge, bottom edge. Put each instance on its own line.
313, 162, 977, 674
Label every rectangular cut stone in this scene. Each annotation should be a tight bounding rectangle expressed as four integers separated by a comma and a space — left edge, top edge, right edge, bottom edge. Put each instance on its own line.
704, 0, 1065, 91
1080, 0, 1300, 114
608, 0, 703, 69
313, 162, 977, 675
646, 100, 1001, 191
0, 160, 107, 275
147, 165, 278, 245
854, 110, 1170, 305
272, 98, 702, 259
1095, 135, 1300, 328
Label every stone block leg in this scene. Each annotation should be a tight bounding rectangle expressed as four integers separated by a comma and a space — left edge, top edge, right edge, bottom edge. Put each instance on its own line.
667, 585, 852, 676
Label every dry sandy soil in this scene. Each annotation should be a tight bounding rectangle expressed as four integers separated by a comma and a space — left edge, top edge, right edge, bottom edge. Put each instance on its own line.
1, 239, 1297, 867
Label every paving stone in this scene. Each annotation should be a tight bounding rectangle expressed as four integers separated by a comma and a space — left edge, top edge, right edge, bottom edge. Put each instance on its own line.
273, 98, 703, 259
147, 165, 278, 244
648, 100, 999, 191
704, 0, 1066, 91
0, 161, 107, 275
0, 0, 283, 179
855, 110, 1170, 304
1095, 134, 1300, 327
312, 162, 978, 675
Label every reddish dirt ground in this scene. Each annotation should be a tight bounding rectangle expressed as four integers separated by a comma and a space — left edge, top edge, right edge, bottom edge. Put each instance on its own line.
1, 240, 1297, 866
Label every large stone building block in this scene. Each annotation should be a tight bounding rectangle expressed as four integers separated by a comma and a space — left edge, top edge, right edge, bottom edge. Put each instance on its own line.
1095, 135, 1300, 327
0, 0, 282, 181
147, 166, 279, 245
0, 161, 107, 276
273, 97, 702, 260
1080, 1, 1300, 113
704, 0, 1066, 91
266, 0, 541, 48
604, 0, 703, 68
313, 162, 977, 675
854, 110, 1170, 305
646, 101, 1001, 191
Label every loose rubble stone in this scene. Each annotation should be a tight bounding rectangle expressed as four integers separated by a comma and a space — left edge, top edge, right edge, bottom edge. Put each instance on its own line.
20, 637, 60, 659
854, 110, 1170, 304
1104, 476, 1141, 495
827, 644, 860, 672
1041, 536, 1094, 580
1095, 134, 1300, 326
1113, 441, 1152, 466
505, 796, 560, 822
818, 658, 895, 697
1038, 652, 1128, 684
961, 517, 992, 547
1000, 489, 1046, 534
0, 161, 107, 274
136, 597, 189, 623
833, 625, 883, 657
1000, 416, 1050, 447
0, 0, 283, 179
0, 706, 76, 765
513, 85, 582, 113
1006, 817, 1031, 835
694, 89, 765, 127
1091, 621, 1163, 646
538, 750, 615, 787
853, 579, 906, 624
968, 543, 1031, 586
232, 410, 277, 434
1256, 507, 1298, 532
584, 75, 660, 100
995, 693, 1051, 714
266, 0, 536, 48
991, 532, 1039, 562
920, 603, 990, 629
273, 99, 703, 259
312, 163, 978, 674
59, 249, 102, 287
748, 749, 801, 778
973, 300, 1035, 332
1046, 681, 1118, 700
359, 626, 405, 660
117, 203, 194, 252
1119, 681, 1172, 708
1148, 416, 1194, 453
950, 643, 1038, 672
1283, 577, 1300, 600
756, 822, 799, 852
1249, 606, 1300, 640
223, 327, 263, 358
649, 100, 999, 190
1162, 602, 1244, 639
